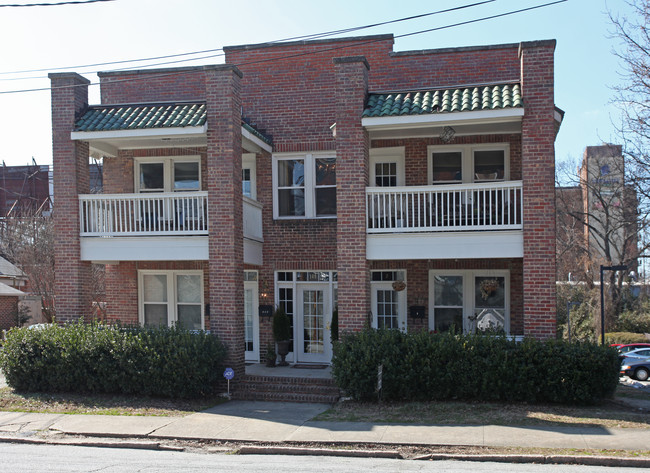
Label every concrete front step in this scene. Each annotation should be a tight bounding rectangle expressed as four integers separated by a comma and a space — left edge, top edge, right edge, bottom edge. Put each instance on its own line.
232, 374, 341, 403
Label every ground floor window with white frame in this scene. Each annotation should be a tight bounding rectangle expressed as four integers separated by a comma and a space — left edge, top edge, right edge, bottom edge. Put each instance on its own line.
428, 270, 509, 334
138, 270, 204, 330
370, 270, 407, 331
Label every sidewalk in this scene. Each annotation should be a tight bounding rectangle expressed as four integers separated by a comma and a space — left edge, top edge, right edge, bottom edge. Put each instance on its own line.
1, 399, 650, 452
1, 368, 649, 456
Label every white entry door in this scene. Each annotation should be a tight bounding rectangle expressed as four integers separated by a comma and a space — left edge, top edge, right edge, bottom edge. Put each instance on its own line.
296, 284, 331, 363
244, 278, 260, 362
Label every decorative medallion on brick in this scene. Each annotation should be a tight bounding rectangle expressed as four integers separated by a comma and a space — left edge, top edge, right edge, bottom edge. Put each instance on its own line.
363, 83, 522, 118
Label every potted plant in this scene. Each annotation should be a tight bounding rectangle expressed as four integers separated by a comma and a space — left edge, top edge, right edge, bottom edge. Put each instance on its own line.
265, 342, 276, 367
331, 307, 339, 343
272, 306, 292, 366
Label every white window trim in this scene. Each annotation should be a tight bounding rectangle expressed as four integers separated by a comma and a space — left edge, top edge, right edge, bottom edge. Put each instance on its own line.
242, 153, 257, 200
370, 269, 407, 332
369, 146, 405, 187
428, 269, 510, 334
427, 144, 510, 184
272, 152, 337, 219
138, 269, 204, 329
134, 155, 201, 193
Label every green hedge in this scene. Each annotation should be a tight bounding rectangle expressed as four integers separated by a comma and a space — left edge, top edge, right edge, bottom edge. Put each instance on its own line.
0, 322, 227, 398
606, 331, 649, 344
332, 330, 620, 405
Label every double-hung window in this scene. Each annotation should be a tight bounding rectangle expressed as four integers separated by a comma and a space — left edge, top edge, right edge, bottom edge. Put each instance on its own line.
135, 156, 201, 193
428, 145, 509, 184
273, 153, 336, 219
139, 270, 204, 330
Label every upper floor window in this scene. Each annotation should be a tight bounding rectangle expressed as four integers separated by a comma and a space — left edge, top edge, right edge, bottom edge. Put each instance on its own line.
135, 156, 201, 193
428, 145, 509, 184
242, 153, 257, 200
273, 153, 336, 219
370, 147, 405, 187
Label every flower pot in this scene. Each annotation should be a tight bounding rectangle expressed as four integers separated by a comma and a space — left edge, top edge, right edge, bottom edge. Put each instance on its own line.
276, 340, 290, 366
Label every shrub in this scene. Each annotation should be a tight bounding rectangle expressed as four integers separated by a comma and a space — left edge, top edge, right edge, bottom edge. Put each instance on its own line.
0, 321, 227, 398
615, 309, 650, 334
605, 331, 649, 344
272, 306, 291, 342
332, 329, 620, 405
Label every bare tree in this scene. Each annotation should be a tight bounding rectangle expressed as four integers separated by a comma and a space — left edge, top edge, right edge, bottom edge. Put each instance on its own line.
610, 1, 650, 243
0, 209, 55, 322
556, 150, 643, 332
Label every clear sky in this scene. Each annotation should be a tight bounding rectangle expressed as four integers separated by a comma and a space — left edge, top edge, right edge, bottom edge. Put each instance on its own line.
0, 0, 635, 168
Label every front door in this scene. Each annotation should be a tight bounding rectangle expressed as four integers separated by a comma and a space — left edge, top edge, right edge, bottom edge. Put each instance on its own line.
296, 284, 331, 363
244, 274, 259, 362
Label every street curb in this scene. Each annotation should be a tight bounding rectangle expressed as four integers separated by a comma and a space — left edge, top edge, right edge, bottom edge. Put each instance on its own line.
0, 435, 178, 451
415, 453, 650, 468
238, 445, 401, 458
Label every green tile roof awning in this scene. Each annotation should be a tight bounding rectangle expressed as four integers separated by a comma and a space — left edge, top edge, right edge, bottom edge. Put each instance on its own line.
242, 121, 273, 145
363, 84, 522, 118
75, 102, 207, 132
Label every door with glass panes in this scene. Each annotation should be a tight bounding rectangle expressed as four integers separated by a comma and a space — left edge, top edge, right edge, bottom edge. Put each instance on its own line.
370, 271, 407, 332
244, 271, 260, 362
296, 284, 331, 363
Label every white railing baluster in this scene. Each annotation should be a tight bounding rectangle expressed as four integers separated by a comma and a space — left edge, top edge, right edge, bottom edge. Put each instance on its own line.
364, 181, 523, 234
78, 192, 210, 237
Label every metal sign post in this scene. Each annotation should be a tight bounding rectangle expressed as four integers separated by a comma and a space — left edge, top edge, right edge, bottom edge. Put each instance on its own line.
223, 367, 234, 397
377, 364, 383, 403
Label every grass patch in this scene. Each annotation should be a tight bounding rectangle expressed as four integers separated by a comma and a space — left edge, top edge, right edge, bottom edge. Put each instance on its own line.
0, 386, 227, 416
314, 385, 650, 429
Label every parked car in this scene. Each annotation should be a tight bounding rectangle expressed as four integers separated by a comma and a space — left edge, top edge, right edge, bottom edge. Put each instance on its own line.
621, 358, 650, 381
622, 348, 650, 360
616, 343, 650, 355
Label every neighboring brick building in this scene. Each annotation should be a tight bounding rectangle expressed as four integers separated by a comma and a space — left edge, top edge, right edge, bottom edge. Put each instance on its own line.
0, 164, 50, 217
50, 35, 561, 378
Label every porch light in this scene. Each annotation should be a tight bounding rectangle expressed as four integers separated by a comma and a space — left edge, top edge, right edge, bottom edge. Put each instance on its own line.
440, 126, 456, 143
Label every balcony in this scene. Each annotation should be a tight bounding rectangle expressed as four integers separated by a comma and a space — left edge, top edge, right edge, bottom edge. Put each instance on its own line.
78, 192, 263, 264
365, 181, 524, 260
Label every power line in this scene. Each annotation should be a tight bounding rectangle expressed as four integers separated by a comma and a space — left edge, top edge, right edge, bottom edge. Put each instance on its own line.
0, 0, 495, 78
0, 0, 113, 7
0, 0, 567, 95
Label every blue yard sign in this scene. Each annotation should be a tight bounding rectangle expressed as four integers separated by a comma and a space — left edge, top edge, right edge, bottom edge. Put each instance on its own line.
223, 367, 234, 380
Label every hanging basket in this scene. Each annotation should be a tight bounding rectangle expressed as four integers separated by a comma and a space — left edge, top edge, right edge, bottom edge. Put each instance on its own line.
392, 281, 406, 292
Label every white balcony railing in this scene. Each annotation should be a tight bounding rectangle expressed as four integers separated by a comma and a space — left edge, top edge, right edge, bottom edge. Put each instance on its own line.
79, 192, 209, 236
366, 181, 523, 233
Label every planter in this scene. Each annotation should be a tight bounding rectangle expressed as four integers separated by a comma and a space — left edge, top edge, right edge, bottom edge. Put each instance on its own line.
276, 340, 290, 366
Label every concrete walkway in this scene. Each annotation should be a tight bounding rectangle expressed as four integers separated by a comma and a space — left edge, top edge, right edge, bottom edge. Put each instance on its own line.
1, 370, 649, 452
0, 400, 649, 452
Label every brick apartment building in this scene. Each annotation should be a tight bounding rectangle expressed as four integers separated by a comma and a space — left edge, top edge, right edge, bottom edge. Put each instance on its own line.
50, 34, 561, 375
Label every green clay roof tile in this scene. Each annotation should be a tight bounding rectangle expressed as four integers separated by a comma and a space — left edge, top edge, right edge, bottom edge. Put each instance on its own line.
74, 102, 272, 145
363, 83, 522, 118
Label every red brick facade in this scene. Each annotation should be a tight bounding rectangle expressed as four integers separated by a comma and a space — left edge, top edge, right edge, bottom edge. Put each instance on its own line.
0, 296, 19, 331
51, 34, 558, 373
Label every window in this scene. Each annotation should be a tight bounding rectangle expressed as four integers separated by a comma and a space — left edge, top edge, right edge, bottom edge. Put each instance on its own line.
135, 156, 201, 193
370, 147, 405, 187
429, 270, 509, 334
273, 153, 336, 218
371, 270, 407, 331
432, 151, 462, 182
242, 153, 257, 200
139, 270, 203, 330
428, 145, 509, 184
